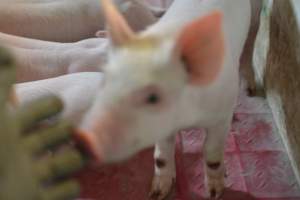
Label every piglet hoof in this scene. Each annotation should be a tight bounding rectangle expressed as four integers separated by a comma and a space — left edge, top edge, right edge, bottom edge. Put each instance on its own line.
205, 177, 224, 199
246, 86, 256, 97
151, 8, 166, 18
149, 175, 175, 200
246, 85, 266, 98
95, 30, 108, 38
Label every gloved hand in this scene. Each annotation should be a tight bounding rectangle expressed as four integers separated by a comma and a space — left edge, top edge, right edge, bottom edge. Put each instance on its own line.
0, 46, 85, 200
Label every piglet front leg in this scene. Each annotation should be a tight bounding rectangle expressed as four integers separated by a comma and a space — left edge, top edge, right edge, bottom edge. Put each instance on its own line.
150, 136, 176, 200
203, 121, 230, 199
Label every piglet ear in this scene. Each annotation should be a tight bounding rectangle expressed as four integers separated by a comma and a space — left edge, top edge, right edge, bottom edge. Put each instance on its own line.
101, 0, 135, 47
177, 11, 225, 85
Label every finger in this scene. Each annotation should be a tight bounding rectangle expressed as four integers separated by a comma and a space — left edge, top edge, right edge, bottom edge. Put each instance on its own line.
35, 148, 84, 182
17, 96, 63, 131
23, 121, 72, 155
41, 180, 80, 200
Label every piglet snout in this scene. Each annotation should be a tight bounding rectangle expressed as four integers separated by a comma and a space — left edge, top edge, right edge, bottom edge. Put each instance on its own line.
73, 128, 104, 164
74, 111, 125, 164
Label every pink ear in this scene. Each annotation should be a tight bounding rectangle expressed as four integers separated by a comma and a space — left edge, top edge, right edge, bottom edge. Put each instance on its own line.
177, 11, 225, 85
101, 0, 135, 46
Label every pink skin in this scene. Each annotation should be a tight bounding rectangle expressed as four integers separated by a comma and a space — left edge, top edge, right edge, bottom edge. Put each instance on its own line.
0, 32, 109, 82
79, 111, 127, 162
0, 0, 158, 42
15, 72, 104, 124
79, 85, 169, 162
74, 111, 122, 164
0, 0, 159, 83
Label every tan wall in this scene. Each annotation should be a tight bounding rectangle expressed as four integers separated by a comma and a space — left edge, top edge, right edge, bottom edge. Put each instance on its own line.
253, 0, 300, 182
267, 0, 300, 173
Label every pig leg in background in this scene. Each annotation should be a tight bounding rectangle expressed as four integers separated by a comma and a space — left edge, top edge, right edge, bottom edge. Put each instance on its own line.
147, 6, 166, 18
0, 0, 158, 42
95, 31, 108, 38
0, 31, 71, 50
203, 120, 231, 199
143, 0, 174, 17
240, 0, 265, 97
122, 0, 159, 29
0, 31, 106, 50
142, 2, 166, 17
11, 44, 106, 83
0, 0, 159, 83
0, 0, 104, 42
150, 136, 176, 200
16, 72, 103, 125
0, 35, 108, 83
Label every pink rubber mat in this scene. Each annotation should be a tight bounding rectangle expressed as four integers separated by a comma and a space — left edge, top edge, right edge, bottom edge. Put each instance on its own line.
74, 79, 300, 200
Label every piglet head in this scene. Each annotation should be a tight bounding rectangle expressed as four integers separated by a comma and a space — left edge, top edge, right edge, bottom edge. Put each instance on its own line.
76, 0, 225, 163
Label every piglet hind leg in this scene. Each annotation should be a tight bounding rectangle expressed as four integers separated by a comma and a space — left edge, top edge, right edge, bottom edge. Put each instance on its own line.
203, 120, 231, 199
149, 136, 176, 200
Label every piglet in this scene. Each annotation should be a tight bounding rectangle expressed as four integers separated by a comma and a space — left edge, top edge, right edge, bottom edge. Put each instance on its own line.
75, 0, 252, 199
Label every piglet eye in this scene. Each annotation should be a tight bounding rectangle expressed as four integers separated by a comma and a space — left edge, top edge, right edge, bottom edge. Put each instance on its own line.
131, 86, 163, 107
146, 93, 160, 105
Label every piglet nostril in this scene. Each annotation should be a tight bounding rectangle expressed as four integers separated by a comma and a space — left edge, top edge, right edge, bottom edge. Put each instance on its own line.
73, 128, 104, 165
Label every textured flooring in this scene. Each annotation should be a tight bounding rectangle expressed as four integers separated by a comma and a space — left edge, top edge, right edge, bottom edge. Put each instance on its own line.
74, 80, 300, 200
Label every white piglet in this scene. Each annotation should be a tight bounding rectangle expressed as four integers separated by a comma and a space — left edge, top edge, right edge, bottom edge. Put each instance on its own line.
73, 0, 251, 199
